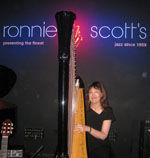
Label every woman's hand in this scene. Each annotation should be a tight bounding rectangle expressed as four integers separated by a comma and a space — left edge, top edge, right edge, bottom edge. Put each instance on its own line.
74, 124, 90, 133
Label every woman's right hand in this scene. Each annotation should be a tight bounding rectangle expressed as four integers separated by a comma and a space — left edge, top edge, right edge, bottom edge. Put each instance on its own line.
74, 124, 90, 133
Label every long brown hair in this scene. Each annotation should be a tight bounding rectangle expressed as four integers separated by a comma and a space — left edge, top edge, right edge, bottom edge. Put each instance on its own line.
86, 81, 109, 110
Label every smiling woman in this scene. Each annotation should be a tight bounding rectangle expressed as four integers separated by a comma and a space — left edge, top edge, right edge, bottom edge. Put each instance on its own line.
75, 81, 116, 158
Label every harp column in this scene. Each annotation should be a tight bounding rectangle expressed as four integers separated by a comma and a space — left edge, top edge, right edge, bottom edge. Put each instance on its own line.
55, 11, 76, 158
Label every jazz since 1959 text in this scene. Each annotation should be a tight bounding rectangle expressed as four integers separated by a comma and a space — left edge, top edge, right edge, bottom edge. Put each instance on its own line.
114, 42, 147, 47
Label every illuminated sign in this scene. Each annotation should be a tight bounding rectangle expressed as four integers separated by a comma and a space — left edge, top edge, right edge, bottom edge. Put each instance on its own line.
90, 22, 147, 39
1, 20, 149, 48
73, 24, 83, 48
1, 22, 147, 40
3, 22, 57, 38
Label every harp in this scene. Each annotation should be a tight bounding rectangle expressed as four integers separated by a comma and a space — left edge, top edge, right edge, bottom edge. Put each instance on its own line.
55, 11, 88, 158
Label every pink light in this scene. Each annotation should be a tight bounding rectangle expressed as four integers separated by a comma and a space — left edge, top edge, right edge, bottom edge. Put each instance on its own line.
73, 24, 83, 48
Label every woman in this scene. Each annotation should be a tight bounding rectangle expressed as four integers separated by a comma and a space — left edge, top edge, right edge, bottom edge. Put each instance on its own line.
75, 81, 116, 158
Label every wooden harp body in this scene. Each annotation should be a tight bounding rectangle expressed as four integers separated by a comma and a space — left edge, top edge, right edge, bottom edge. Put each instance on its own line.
55, 11, 88, 158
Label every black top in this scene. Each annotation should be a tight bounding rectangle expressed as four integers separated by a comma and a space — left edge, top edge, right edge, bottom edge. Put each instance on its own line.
86, 107, 116, 157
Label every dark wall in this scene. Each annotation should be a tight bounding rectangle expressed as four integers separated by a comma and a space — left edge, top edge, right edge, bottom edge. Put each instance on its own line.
0, 0, 150, 157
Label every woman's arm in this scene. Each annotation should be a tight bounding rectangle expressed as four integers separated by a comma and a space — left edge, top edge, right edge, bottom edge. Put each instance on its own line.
75, 120, 112, 140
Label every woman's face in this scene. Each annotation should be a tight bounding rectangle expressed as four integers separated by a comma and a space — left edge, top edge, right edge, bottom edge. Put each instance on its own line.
89, 87, 102, 105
